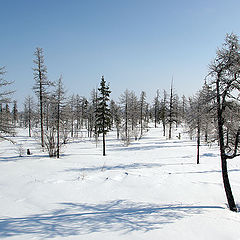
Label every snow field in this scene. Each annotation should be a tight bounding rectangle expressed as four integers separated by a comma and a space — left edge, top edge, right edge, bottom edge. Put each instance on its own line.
0, 126, 240, 239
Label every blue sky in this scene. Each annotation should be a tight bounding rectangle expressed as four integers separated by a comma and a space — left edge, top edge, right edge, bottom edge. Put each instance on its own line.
1, 0, 240, 107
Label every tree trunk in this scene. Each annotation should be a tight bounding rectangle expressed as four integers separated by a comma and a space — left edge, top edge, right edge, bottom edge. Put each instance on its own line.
169, 84, 173, 140
117, 127, 120, 139
216, 78, 237, 212
39, 82, 44, 148
57, 113, 60, 158
125, 102, 128, 142
163, 121, 166, 137
221, 155, 237, 211
103, 132, 106, 156
28, 105, 31, 137
169, 122, 172, 139
154, 107, 157, 128
140, 105, 143, 138
28, 118, 31, 137
197, 123, 200, 164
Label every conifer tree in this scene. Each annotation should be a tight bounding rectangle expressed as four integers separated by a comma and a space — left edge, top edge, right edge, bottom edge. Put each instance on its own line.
96, 76, 111, 156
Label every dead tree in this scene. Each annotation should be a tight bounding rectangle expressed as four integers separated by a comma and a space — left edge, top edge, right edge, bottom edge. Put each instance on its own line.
33, 47, 52, 148
208, 33, 240, 212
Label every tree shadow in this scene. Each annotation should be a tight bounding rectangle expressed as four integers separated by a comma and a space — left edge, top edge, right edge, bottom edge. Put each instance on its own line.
0, 200, 223, 238
173, 169, 240, 174
65, 162, 164, 173
0, 154, 50, 162
201, 153, 218, 158
65, 162, 196, 173
108, 141, 196, 152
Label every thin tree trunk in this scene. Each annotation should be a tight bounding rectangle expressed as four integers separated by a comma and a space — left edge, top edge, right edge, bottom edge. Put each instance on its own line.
140, 104, 143, 138
28, 118, 31, 137
117, 126, 120, 139
169, 122, 172, 139
39, 82, 44, 148
216, 78, 237, 212
56, 101, 60, 158
125, 102, 128, 142
28, 103, 31, 137
169, 84, 173, 140
163, 121, 166, 137
197, 122, 200, 164
103, 133, 106, 156
154, 107, 157, 128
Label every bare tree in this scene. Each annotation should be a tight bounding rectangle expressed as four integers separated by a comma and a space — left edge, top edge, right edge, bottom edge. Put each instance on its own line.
119, 89, 131, 145
187, 93, 203, 164
110, 100, 121, 139
12, 100, 18, 125
168, 82, 174, 139
153, 89, 160, 128
160, 90, 167, 137
24, 96, 35, 137
0, 66, 15, 141
54, 76, 66, 158
33, 47, 52, 148
139, 91, 147, 139
208, 33, 240, 212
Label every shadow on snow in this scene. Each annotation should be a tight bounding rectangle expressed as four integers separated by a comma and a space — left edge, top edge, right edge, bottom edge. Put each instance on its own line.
65, 162, 195, 173
108, 141, 196, 152
0, 200, 223, 238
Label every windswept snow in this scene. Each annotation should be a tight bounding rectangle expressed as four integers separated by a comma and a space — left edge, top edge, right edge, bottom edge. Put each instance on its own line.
0, 127, 240, 240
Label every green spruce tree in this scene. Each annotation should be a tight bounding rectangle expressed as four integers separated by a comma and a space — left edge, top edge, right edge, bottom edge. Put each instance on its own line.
96, 76, 111, 156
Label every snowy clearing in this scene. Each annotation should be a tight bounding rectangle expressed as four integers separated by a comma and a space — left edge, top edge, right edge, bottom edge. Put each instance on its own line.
0, 127, 240, 240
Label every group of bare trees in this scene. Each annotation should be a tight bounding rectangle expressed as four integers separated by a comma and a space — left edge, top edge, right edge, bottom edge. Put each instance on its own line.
2, 34, 240, 212
151, 86, 185, 139
182, 33, 240, 212
0, 66, 15, 141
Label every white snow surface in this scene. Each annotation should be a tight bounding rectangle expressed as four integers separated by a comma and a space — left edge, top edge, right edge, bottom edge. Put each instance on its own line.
0, 126, 240, 240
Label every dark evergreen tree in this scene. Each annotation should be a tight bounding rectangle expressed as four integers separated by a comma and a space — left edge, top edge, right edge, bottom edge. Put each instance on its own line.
96, 76, 111, 156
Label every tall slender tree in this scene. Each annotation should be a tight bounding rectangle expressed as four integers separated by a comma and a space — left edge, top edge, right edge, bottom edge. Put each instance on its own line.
153, 89, 160, 128
54, 76, 66, 158
24, 96, 34, 137
96, 76, 111, 156
139, 91, 147, 138
33, 47, 52, 148
119, 89, 131, 144
12, 100, 18, 125
160, 90, 167, 137
0, 66, 15, 141
168, 82, 174, 139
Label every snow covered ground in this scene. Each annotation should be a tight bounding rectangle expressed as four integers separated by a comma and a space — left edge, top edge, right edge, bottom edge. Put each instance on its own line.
0, 126, 240, 240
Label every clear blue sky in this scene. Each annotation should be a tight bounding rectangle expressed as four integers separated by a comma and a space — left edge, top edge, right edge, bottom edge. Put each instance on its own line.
1, 0, 240, 107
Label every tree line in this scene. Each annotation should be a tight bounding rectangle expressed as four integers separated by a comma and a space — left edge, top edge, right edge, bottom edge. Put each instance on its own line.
0, 33, 240, 212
